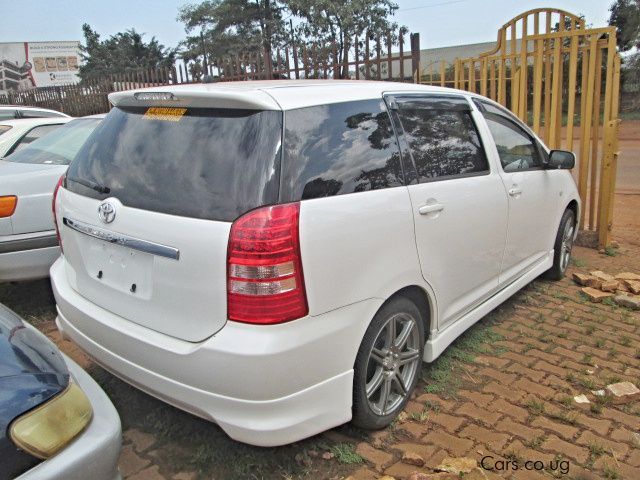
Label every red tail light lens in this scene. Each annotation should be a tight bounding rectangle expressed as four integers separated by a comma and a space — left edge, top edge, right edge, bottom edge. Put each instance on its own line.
227, 202, 308, 324
52, 175, 64, 253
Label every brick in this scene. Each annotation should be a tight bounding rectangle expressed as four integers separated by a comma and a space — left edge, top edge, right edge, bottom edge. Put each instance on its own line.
345, 466, 378, 480
502, 351, 536, 367
383, 461, 427, 479
601, 280, 620, 292
573, 272, 595, 286
511, 378, 555, 399
531, 360, 566, 377
601, 408, 640, 429
615, 272, 640, 281
477, 367, 516, 385
495, 418, 544, 443
118, 445, 150, 477
123, 428, 156, 453
590, 271, 616, 282
129, 466, 164, 480
606, 381, 640, 397
355, 443, 395, 472
474, 355, 510, 368
552, 346, 584, 362
574, 414, 612, 436
423, 430, 474, 457
402, 451, 425, 467
390, 443, 439, 464
505, 363, 546, 382
428, 412, 465, 433
528, 349, 562, 364
615, 294, 640, 310
414, 393, 456, 412
627, 449, 640, 467
484, 381, 525, 402
623, 280, 640, 294
456, 402, 502, 426
530, 416, 578, 440
576, 430, 629, 457
401, 422, 430, 440
488, 398, 529, 423
459, 424, 511, 451
542, 435, 589, 463
459, 390, 494, 407
581, 287, 614, 302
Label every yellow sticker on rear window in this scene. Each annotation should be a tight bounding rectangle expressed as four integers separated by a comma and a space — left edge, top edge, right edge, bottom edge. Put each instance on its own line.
143, 107, 187, 122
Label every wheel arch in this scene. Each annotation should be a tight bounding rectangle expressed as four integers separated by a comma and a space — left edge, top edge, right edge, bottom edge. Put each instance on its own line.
382, 285, 434, 340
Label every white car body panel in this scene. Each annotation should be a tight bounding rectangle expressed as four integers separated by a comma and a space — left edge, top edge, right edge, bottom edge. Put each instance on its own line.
51, 81, 581, 446
0, 118, 70, 158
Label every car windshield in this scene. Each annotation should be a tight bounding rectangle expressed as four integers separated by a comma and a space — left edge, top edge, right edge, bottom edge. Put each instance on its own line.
5, 118, 102, 165
0, 125, 11, 136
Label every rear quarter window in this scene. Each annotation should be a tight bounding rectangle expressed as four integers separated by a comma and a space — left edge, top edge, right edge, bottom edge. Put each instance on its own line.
66, 107, 282, 222
281, 99, 403, 201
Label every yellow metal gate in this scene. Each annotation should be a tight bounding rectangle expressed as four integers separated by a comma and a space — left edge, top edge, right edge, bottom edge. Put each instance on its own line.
422, 9, 621, 248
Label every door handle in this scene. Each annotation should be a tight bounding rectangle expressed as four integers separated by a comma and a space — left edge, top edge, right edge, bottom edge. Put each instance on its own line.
418, 203, 444, 215
508, 187, 522, 197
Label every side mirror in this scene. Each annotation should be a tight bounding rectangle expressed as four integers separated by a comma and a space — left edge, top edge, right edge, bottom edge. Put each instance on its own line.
547, 150, 575, 170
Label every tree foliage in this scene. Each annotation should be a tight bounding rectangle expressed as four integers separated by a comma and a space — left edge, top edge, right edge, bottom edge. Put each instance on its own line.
79, 24, 176, 79
177, 0, 402, 78
177, 0, 286, 64
609, 0, 640, 51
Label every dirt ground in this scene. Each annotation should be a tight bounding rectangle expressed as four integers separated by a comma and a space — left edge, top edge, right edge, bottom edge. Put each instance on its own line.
0, 121, 638, 480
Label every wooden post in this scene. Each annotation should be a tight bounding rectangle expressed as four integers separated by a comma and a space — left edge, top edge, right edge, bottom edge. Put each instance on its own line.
410, 33, 420, 83
566, 25, 580, 152
598, 119, 620, 248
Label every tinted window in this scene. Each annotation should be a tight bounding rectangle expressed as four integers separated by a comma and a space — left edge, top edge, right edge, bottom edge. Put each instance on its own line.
8, 124, 62, 155
0, 112, 16, 121
394, 96, 488, 182
483, 116, 542, 171
282, 99, 402, 201
6, 118, 101, 165
66, 107, 282, 222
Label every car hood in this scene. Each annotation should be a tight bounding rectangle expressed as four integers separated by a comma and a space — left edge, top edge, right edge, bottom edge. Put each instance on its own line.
0, 304, 69, 478
0, 302, 69, 423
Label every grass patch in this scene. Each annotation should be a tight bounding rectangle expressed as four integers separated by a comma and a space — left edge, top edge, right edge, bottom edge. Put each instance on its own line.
604, 245, 618, 257
594, 338, 606, 348
603, 465, 620, 479
422, 320, 504, 395
526, 399, 546, 415
570, 257, 586, 268
620, 336, 631, 347
329, 443, 362, 464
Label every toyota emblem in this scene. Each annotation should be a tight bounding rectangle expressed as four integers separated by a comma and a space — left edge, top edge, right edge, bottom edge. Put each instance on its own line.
98, 202, 116, 224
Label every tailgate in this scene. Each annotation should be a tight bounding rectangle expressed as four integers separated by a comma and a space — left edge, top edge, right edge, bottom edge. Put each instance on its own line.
57, 189, 230, 341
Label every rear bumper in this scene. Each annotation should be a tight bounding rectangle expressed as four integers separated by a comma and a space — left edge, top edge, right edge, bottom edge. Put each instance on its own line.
17, 352, 122, 480
51, 257, 382, 446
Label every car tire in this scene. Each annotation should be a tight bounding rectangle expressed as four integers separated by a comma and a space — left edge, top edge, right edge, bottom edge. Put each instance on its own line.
352, 296, 425, 430
545, 209, 576, 281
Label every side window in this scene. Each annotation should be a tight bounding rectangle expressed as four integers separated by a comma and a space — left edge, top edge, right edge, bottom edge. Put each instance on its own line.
393, 96, 489, 182
8, 124, 61, 154
0, 111, 16, 121
483, 116, 543, 172
282, 99, 403, 201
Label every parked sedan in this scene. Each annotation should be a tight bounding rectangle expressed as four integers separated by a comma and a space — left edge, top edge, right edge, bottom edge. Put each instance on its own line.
0, 118, 71, 159
0, 303, 121, 480
0, 106, 70, 121
0, 115, 105, 282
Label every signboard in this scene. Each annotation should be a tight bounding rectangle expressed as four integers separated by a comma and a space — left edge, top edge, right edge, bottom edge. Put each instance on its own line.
0, 41, 81, 92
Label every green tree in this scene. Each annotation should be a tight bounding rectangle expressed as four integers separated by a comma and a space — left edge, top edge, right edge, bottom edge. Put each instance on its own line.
79, 24, 176, 79
287, 0, 400, 78
609, 0, 640, 51
177, 0, 286, 72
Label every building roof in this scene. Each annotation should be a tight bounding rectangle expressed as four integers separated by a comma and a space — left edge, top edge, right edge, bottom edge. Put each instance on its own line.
108, 80, 471, 111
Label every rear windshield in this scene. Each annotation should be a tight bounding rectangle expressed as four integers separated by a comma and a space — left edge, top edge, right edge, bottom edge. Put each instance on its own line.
6, 118, 101, 165
66, 107, 282, 222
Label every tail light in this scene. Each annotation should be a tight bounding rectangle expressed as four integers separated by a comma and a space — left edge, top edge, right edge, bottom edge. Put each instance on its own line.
52, 175, 64, 253
0, 196, 17, 218
227, 202, 308, 324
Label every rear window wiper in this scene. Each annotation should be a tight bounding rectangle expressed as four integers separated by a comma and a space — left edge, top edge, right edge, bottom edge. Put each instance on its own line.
67, 176, 111, 194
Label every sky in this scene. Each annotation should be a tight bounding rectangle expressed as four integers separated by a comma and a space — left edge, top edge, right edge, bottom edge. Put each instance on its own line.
0, 0, 613, 51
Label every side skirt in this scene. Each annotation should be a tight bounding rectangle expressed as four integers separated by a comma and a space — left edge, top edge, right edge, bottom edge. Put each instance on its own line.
423, 251, 553, 362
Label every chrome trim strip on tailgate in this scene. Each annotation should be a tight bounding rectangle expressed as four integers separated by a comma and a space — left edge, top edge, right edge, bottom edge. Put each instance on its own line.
62, 217, 180, 260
